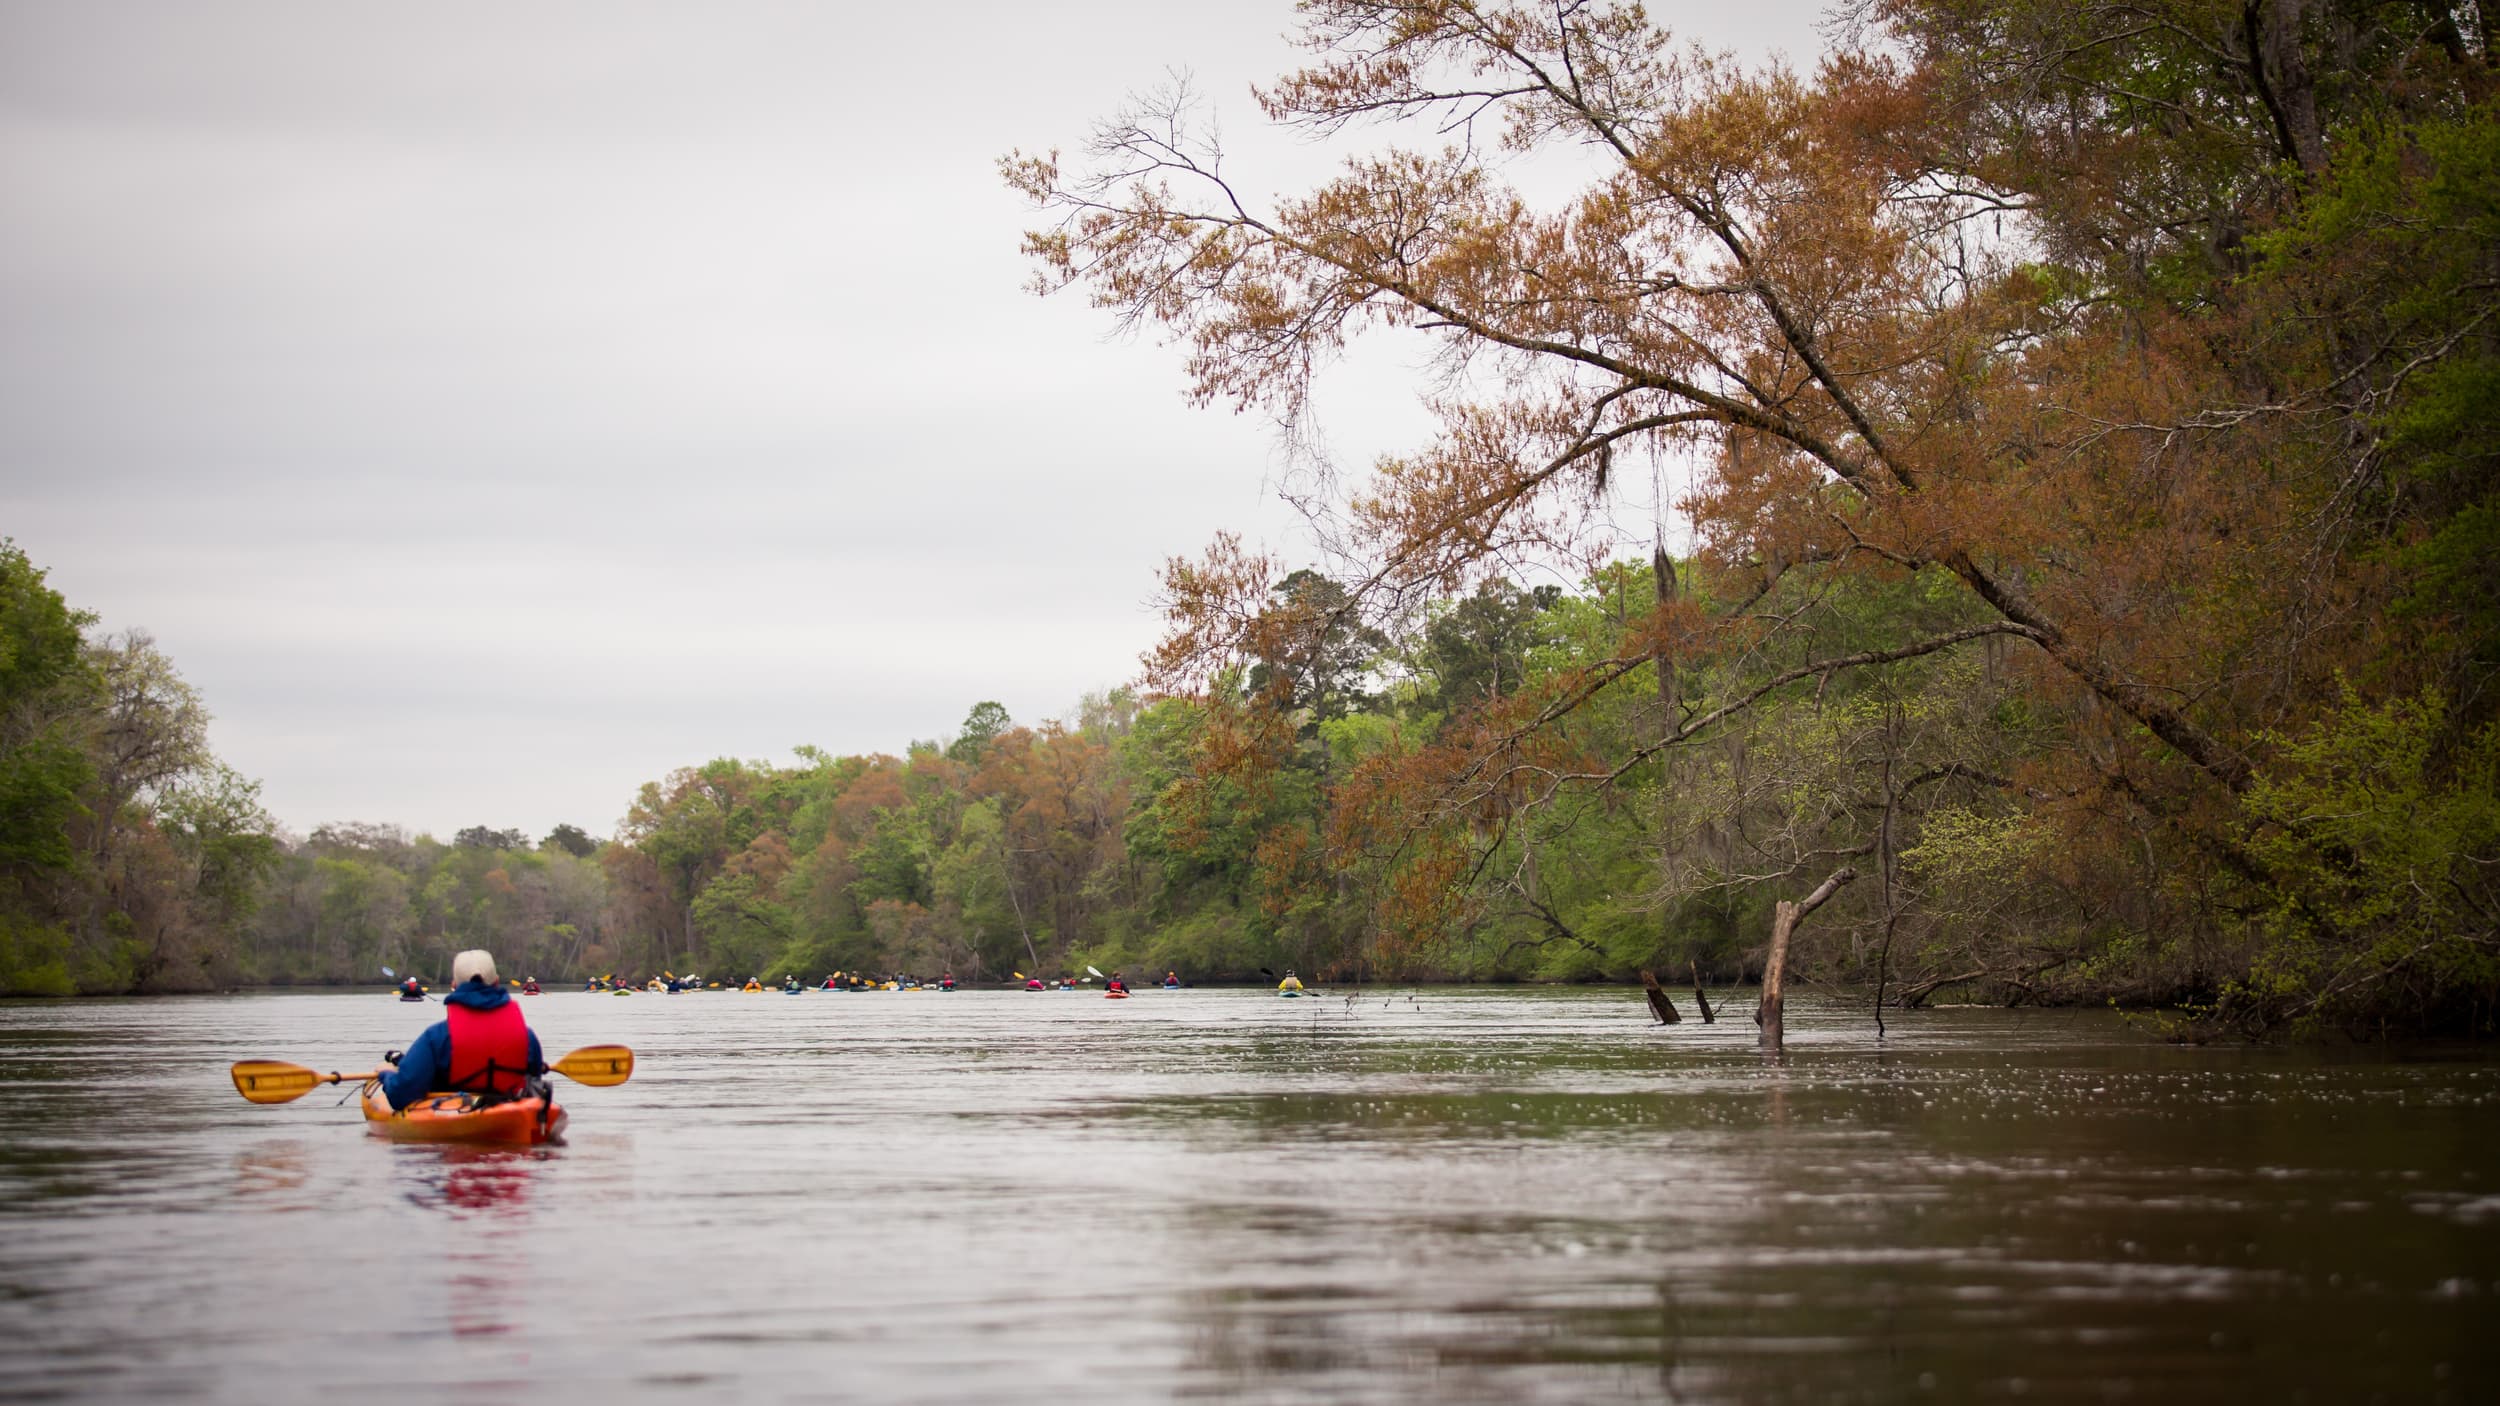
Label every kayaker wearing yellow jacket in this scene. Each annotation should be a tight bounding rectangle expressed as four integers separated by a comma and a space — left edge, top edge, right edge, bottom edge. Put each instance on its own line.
380, 950, 545, 1111
1278, 970, 1303, 993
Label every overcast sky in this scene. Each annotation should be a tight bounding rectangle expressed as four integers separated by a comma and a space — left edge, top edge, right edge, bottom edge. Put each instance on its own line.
1, 1, 1826, 841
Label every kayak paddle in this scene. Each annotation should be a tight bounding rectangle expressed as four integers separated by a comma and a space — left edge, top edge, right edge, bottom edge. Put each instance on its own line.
230, 1044, 636, 1103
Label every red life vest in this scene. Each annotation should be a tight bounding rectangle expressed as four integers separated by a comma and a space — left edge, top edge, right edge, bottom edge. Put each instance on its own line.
444, 999, 532, 1096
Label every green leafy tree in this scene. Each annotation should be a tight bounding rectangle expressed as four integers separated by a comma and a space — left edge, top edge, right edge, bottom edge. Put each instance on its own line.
0, 543, 94, 878
543, 823, 598, 858
947, 701, 1014, 764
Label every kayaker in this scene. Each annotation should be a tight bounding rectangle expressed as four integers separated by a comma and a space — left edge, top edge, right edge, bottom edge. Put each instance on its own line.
1163, 971, 1181, 988
938, 972, 956, 991
1024, 976, 1045, 991
380, 950, 544, 1111
1278, 970, 1303, 993
1106, 971, 1129, 994
398, 976, 424, 1000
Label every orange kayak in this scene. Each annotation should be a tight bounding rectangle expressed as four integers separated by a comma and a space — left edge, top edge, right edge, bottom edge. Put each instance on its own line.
361, 1080, 566, 1145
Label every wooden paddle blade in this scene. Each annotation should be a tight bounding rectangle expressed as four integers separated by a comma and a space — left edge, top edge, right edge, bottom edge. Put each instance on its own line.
551, 1044, 633, 1086
230, 1061, 374, 1103
230, 1061, 326, 1103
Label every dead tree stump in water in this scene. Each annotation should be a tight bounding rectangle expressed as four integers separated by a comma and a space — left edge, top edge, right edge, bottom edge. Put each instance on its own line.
1758, 868, 1857, 1054
1639, 970, 1681, 1024
1690, 960, 1715, 1023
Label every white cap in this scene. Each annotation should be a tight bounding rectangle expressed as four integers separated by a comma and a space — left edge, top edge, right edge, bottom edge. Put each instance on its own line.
451, 950, 500, 986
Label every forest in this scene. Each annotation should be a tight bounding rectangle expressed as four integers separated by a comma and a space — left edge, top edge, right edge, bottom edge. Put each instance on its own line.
5, 1, 2496, 1037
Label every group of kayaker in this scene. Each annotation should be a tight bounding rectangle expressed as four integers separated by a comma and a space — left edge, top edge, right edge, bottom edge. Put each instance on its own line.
363, 953, 1312, 1131
333, 948, 1307, 1142
359, 950, 1311, 1127
811, 971, 958, 991
580, 972, 708, 993
400, 965, 1290, 999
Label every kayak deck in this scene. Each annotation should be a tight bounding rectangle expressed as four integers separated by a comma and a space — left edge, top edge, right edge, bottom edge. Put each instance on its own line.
361, 1080, 566, 1145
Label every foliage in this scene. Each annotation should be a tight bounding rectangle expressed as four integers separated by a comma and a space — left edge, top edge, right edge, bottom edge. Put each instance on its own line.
0, 544, 280, 994
2230, 689, 2500, 1034
992, 0, 2500, 1032
947, 701, 1014, 764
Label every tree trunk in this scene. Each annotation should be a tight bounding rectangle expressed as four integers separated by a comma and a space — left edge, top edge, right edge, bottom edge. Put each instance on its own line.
2244, 0, 2324, 173
1874, 724, 1900, 1039
1652, 543, 1684, 1002
1640, 969, 1681, 1024
1691, 959, 1716, 1023
1758, 868, 1857, 1054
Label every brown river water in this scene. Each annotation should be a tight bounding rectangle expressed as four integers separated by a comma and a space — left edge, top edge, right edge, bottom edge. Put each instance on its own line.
1, 987, 2494, 1403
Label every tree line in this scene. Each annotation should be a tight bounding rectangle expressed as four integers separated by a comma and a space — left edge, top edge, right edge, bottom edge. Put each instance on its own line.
4, 523, 2490, 1035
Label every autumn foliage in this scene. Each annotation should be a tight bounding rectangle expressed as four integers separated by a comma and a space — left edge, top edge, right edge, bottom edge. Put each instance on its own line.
1009, 0, 2500, 1033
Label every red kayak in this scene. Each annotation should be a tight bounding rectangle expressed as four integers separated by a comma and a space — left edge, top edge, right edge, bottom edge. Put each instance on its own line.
362, 1079, 566, 1145
1105, 990, 1129, 999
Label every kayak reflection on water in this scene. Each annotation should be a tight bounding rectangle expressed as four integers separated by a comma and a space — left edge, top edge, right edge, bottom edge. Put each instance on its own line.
394, 1144, 543, 1220
382, 1144, 546, 1339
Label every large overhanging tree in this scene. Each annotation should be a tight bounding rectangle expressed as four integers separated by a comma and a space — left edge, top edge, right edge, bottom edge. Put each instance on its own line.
1007, 0, 2499, 1032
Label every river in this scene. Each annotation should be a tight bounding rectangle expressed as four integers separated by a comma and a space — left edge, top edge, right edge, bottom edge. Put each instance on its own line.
1, 987, 2492, 1402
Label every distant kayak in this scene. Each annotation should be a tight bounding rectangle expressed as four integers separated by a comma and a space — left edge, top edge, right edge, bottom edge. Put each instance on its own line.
362, 1080, 564, 1146
1105, 990, 1129, 1000
396, 993, 426, 1003
1278, 990, 1303, 998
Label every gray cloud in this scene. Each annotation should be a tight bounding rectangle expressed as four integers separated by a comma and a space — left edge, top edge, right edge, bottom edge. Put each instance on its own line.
2, 0, 1823, 838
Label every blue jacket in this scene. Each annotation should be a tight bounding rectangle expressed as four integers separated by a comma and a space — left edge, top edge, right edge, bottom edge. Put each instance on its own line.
382, 981, 545, 1110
